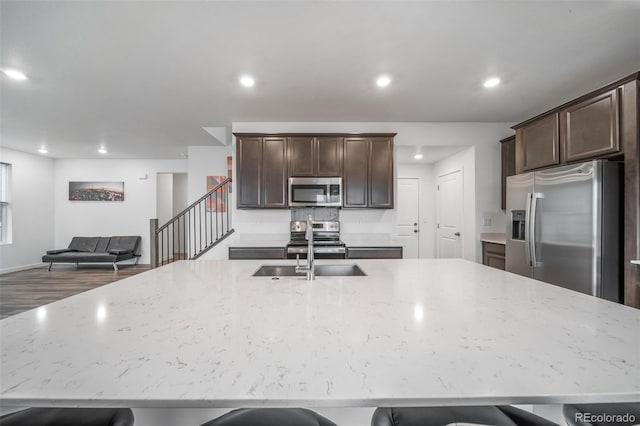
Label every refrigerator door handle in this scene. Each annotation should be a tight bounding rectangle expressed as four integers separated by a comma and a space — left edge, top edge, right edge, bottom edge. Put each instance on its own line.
530, 192, 544, 268
525, 193, 532, 266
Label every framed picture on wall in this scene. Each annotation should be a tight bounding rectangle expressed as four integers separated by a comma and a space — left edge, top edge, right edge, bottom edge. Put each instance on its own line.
68, 181, 124, 201
206, 176, 227, 212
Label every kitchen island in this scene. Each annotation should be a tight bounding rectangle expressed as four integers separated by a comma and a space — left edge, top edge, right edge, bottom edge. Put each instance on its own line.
1, 259, 638, 408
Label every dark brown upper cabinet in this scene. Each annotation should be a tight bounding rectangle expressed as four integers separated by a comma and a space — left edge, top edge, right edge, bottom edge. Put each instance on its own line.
368, 137, 394, 208
500, 136, 516, 211
288, 136, 343, 177
236, 136, 288, 209
515, 113, 559, 173
560, 88, 621, 163
288, 136, 315, 176
343, 137, 369, 208
343, 136, 394, 209
316, 136, 343, 176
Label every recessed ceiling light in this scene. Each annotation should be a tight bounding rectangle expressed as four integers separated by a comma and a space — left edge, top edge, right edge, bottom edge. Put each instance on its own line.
239, 75, 255, 87
98, 147, 107, 154
376, 75, 391, 88
414, 154, 423, 160
2, 68, 28, 80
38, 147, 48, 154
483, 77, 501, 88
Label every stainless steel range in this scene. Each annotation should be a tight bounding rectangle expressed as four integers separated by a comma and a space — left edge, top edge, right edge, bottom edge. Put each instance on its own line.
286, 220, 345, 259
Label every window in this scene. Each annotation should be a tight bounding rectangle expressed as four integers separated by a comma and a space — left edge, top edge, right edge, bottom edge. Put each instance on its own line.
0, 162, 11, 244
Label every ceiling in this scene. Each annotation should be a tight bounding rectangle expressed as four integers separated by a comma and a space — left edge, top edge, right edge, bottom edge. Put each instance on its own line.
1, 1, 639, 159
396, 145, 466, 165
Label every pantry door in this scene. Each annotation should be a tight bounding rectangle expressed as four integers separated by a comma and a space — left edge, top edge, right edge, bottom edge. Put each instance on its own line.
437, 170, 463, 258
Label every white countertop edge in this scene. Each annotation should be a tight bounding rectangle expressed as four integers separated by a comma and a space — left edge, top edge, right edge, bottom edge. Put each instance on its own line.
479, 233, 506, 245
3, 393, 640, 409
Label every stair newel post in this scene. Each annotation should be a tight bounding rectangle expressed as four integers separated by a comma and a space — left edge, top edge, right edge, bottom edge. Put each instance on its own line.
150, 218, 159, 269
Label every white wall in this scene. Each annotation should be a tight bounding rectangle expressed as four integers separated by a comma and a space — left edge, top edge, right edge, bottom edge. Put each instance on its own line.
232, 122, 513, 262
0, 148, 56, 273
434, 147, 476, 261
172, 173, 188, 216
156, 173, 174, 225
54, 159, 187, 264
187, 146, 233, 204
397, 163, 436, 258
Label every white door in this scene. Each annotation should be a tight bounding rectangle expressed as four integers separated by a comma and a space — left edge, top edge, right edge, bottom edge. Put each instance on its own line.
437, 170, 463, 258
396, 178, 420, 258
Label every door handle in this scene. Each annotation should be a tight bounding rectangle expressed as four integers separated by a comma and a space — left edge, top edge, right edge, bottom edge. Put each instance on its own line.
413, 222, 418, 226
414, 229, 419, 233
454, 232, 460, 236
530, 192, 544, 268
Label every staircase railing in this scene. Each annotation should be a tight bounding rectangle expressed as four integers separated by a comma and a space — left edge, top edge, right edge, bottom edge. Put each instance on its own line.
150, 178, 234, 268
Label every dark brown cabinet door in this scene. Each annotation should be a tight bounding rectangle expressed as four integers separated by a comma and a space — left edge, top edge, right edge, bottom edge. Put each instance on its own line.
500, 136, 516, 210
236, 137, 262, 208
316, 137, 343, 176
288, 136, 315, 176
261, 137, 288, 208
560, 88, 621, 163
369, 137, 394, 208
516, 113, 559, 173
343, 138, 368, 207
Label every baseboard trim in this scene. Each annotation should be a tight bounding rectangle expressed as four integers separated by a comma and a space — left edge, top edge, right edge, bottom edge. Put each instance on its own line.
0, 263, 47, 275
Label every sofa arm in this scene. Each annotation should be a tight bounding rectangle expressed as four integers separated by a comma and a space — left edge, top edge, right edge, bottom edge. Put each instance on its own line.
108, 248, 132, 255
46, 249, 76, 255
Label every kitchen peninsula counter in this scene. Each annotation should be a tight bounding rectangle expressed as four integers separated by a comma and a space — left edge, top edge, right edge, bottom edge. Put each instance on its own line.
1, 259, 638, 408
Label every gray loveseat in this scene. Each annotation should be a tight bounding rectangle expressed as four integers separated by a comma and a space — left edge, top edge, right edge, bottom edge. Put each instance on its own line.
42, 236, 141, 271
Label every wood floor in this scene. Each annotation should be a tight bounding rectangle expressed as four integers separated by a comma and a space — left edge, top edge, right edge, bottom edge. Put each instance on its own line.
0, 264, 150, 319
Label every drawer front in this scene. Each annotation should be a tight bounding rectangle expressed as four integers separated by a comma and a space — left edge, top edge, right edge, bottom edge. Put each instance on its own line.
346, 247, 403, 259
482, 242, 505, 270
228, 247, 285, 260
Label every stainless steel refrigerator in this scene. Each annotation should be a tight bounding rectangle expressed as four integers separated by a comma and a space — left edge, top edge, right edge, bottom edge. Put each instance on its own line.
506, 159, 623, 302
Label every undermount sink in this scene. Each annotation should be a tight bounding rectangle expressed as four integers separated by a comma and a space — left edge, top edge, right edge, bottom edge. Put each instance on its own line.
252, 264, 366, 277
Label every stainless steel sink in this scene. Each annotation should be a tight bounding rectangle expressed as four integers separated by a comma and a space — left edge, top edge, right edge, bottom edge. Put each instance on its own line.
252, 264, 366, 277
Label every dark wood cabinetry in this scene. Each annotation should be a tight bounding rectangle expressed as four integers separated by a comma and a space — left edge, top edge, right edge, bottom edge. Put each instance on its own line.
288, 136, 343, 177
236, 136, 288, 209
369, 137, 394, 208
237, 136, 262, 208
346, 247, 403, 259
228, 247, 285, 260
316, 136, 343, 176
500, 136, 516, 210
342, 136, 394, 209
560, 88, 620, 163
515, 113, 559, 173
343, 138, 369, 208
482, 242, 505, 270
236, 133, 395, 210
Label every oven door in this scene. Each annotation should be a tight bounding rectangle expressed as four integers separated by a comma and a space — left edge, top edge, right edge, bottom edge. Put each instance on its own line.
286, 246, 346, 260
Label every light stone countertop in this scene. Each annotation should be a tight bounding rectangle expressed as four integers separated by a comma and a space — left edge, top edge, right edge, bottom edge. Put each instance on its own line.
479, 233, 507, 245
1, 259, 639, 408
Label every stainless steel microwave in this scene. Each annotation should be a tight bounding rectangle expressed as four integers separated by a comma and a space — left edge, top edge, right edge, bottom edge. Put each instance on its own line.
288, 177, 342, 207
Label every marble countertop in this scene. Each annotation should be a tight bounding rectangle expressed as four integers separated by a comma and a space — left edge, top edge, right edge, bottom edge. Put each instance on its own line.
1, 259, 639, 408
480, 233, 507, 245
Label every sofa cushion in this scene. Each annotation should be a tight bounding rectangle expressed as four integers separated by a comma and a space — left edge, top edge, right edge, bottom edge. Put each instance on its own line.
108, 248, 132, 255
68, 237, 100, 252
95, 237, 111, 253
46, 248, 76, 255
106, 236, 141, 254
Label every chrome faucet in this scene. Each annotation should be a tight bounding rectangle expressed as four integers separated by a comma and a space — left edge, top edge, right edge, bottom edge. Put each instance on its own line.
295, 215, 315, 280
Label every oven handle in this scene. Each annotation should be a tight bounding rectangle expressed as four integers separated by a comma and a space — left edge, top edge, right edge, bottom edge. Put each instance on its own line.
287, 247, 346, 254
